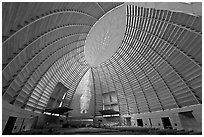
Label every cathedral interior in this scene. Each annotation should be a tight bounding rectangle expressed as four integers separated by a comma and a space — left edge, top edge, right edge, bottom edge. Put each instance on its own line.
2, 2, 202, 135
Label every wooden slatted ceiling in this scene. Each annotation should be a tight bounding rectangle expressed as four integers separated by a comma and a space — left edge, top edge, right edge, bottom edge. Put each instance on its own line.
92, 5, 201, 116
2, 3, 201, 115
2, 2, 124, 113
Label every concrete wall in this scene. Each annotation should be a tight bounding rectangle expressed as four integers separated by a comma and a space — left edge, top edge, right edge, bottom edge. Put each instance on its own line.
3, 97, 201, 133
2, 99, 42, 133
2, 99, 68, 133
121, 104, 202, 131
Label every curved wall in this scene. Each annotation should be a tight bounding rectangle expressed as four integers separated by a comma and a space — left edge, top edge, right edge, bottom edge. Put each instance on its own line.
2, 2, 202, 132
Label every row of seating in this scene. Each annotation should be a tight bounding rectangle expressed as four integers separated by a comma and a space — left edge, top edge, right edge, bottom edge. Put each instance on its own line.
105, 126, 202, 135
10, 124, 202, 135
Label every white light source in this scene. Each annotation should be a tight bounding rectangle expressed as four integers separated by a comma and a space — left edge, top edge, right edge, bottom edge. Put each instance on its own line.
80, 70, 92, 114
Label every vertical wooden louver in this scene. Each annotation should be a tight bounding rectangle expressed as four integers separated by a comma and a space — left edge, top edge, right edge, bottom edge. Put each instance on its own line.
92, 4, 201, 116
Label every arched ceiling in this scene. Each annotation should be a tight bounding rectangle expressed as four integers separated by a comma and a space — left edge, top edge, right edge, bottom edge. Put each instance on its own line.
2, 2, 123, 113
2, 2, 202, 115
125, 2, 202, 16
92, 3, 202, 116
